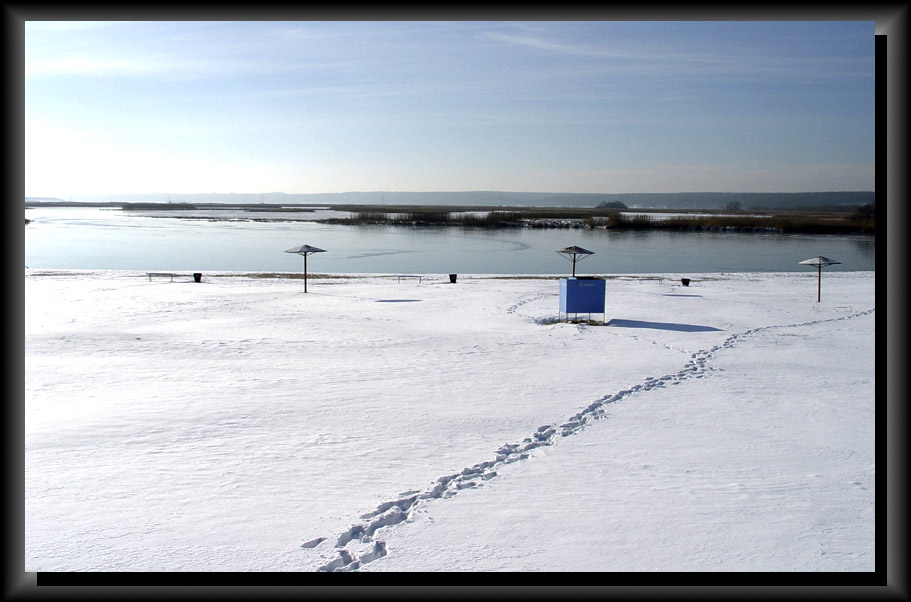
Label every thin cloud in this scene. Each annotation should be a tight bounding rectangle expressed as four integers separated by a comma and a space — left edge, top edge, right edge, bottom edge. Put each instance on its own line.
481, 30, 726, 64
481, 29, 871, 82
25, 52, 333, 80
26, 56, 160, 76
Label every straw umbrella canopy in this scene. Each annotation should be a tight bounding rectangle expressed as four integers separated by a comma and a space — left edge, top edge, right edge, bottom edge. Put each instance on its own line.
556, 246, 594, 277
798, 255, 840, 302
284, 244, 326, 293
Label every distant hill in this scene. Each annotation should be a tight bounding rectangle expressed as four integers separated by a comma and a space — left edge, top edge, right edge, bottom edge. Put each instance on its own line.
595, 191, 875, 210
27, 190, 874, 210
24, 197, 65, 203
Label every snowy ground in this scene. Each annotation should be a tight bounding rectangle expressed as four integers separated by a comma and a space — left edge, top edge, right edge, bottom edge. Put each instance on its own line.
24, 270, 876, 572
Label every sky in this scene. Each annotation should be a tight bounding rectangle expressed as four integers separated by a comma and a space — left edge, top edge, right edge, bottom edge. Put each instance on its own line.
24, 20, 876, 198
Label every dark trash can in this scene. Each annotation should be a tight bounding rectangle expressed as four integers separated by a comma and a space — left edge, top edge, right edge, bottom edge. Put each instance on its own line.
449, 274, 457, 284
681, 278, 690, 287
193, 273, 202, 283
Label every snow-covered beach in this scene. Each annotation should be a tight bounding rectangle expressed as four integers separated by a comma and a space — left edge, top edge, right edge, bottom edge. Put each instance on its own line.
24, 270, 876, 573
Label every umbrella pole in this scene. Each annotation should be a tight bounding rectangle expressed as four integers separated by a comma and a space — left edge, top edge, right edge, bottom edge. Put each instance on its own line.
817, 265, 821, 302
304, 253, 308, 293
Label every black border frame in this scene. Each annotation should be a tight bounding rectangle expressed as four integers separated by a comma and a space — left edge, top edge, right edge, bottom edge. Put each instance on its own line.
4, 3, 904, 597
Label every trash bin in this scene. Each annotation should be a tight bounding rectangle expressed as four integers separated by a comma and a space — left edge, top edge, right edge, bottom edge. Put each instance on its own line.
449, 274, 457, 284
681, 278, 690, 287
194, 273, 202, 283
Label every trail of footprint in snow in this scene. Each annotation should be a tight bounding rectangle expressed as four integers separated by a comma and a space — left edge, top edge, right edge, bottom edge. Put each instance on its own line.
305, 307, 875, 572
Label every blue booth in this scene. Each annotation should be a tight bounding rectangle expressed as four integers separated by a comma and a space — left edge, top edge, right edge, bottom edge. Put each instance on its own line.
559, 277, 606, 321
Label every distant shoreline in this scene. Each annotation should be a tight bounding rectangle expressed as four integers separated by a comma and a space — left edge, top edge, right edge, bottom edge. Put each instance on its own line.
25, 201, 875, 235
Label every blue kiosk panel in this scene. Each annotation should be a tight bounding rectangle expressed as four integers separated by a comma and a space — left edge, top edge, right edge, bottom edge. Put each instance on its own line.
559, 277, 606, 314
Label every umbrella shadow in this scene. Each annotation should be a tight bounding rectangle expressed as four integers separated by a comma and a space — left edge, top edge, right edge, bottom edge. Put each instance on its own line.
606, 318, 722, 332
375, 299, 422, 303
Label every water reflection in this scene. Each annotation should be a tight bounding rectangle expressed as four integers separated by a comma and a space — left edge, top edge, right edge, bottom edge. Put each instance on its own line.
851, 237, 876, 259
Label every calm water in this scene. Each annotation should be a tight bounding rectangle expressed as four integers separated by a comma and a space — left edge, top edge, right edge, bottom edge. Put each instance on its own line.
24, 207, 876, 274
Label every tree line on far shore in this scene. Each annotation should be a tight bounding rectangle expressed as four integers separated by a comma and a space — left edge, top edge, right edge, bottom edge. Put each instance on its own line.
328, 204, 875, 235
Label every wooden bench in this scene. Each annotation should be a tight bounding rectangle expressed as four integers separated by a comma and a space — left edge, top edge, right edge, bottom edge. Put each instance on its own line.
147, 272, 178, 281
147, 272, 201, 282
396, 275, 423, 284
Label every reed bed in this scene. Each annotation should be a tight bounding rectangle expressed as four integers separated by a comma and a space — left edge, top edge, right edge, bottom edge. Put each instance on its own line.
606, 212, 874, 234
327, 206, 874, 234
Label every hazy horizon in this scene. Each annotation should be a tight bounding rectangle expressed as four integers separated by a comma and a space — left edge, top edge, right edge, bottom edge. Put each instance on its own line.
25, 189, 875, 211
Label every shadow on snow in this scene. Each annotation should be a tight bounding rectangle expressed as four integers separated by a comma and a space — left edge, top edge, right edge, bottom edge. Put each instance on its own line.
606, 318, 722, 332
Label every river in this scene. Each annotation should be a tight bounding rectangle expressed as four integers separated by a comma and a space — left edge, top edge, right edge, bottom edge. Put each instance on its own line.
24, 207, 875, 274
